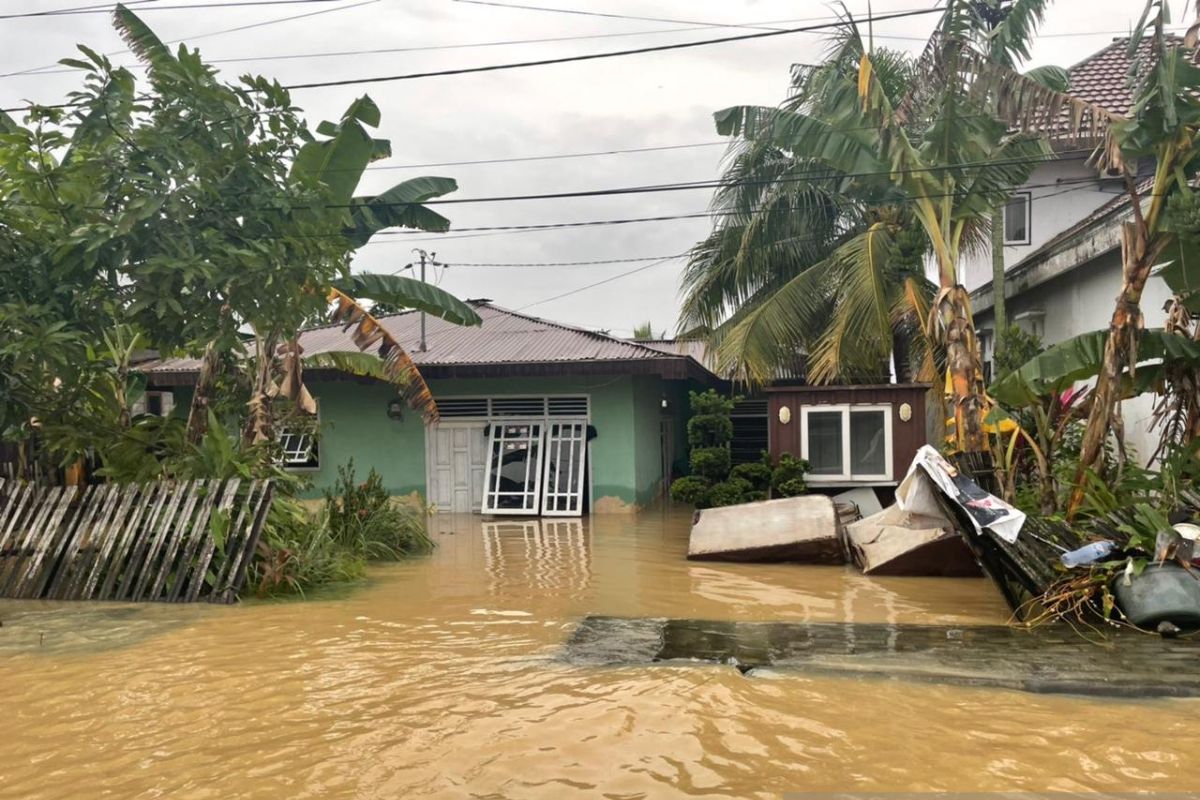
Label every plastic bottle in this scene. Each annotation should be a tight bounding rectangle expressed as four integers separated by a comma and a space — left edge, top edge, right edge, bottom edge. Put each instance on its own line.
1060, 540, 1117, 568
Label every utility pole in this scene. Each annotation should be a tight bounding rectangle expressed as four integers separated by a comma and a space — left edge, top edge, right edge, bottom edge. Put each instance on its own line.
411, 249, 447, 352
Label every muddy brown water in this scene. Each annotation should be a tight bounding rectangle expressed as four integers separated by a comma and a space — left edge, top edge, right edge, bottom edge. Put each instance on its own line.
1, 510, 1196, 799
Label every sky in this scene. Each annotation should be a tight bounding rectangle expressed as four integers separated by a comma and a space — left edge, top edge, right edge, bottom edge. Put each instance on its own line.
0, 0, 1178, 338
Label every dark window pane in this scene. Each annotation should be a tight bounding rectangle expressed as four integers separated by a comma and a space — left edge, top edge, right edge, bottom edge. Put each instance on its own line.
806, 411, 843, 475
849, 410, 887, 476
1004, 195, 1028, 242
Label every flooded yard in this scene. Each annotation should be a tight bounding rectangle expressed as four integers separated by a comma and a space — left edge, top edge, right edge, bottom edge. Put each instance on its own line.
1, 510, 1196, 798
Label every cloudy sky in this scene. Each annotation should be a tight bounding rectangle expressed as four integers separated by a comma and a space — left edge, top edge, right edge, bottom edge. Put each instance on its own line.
0, 0, 1176, 337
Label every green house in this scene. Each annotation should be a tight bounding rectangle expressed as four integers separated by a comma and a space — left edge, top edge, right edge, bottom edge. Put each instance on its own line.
145, 303, 714, 515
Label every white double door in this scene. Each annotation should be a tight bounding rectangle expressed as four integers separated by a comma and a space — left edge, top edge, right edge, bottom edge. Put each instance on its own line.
426, 418, 587, 516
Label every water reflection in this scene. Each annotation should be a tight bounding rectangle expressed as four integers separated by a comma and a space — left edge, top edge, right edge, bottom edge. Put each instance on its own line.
481, 518, 590, 595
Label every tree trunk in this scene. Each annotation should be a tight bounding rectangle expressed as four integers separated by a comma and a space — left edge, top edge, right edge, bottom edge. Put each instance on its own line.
185, 341, 221, 445
939, 285, 986, 453
991, 206, 1007, 352
242, 333, 281, 448
1067, 216, 1165, 517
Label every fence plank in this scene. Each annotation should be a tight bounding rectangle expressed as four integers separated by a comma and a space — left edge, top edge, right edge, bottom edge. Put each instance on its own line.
0, 478, 274, 603
181, 479, 241, 603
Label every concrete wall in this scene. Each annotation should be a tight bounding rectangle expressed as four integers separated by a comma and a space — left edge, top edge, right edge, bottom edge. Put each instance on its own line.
974, 250, 1175, 463
955, 160, 1122, 292
281, 373, 674, 511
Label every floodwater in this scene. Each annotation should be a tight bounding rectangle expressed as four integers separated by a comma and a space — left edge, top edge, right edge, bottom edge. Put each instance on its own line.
1, 510, 1197, 799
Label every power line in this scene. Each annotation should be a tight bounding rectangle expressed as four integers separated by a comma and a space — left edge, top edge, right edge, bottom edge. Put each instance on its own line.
0, 0, 341, 20
366, 141, 728, 171
0, 0, 379, 79
278, 7, 946, 91
515, 255, 682, 312
452, 0, 804, 31
447, 254, 685, 267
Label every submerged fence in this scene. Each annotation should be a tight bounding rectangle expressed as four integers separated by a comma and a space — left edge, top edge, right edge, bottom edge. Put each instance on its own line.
0, 478, 273, 603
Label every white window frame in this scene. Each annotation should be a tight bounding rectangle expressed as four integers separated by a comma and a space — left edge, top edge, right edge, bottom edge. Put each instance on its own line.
278, 405, 320, 472
482, 420, 547, 515
1003, 191, 1032, 245
540, 418, 589, 517
800, 404, 893, 483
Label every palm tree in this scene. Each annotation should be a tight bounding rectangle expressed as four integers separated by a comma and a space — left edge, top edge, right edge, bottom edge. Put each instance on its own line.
680, 45, 939, 388
705, 0, 1059, 452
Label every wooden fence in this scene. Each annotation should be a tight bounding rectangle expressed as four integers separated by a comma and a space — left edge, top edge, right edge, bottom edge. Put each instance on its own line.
0, 478, 274, 603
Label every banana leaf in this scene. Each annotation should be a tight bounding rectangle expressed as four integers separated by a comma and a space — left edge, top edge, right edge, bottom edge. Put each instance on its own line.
990, 328, 1200, 406
330, 273, 481, 326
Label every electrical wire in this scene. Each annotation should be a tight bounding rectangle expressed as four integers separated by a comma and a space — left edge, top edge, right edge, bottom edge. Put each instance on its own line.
0, 0, 380, 78
278, 7, 946, 91
446, 254, 685, 267
0, 0, 342, 19
514, 255, 682, 312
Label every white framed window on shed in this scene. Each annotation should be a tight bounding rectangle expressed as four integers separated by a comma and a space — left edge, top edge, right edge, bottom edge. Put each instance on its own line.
1003, 192, 1031, 245
800, 404, 893, 482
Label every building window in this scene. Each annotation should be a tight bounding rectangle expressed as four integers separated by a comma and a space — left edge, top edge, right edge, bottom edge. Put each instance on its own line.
800, 404, 893, 482
1003, 192, 1031, 245
279, 407, 320, 470
132, 390, 175, 417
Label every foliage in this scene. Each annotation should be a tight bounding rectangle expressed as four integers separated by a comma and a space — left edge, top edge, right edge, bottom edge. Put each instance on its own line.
729, 461, 772, 492
686, 415, 734, 449
687, 390, 738, 418
669, 475, 711, 507
992, 325, 1043, 380
250, 499, 366, 598
709, 478, 754, 508
771, 454, 810, 497
689, 447, 732, 480
323, 460, 433, 559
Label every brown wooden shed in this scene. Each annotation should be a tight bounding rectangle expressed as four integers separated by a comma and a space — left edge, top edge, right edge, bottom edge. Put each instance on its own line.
767, 384, 930, 487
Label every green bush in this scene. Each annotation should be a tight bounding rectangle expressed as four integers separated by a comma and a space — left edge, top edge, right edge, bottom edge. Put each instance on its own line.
324, 460, 433, 559
687, 412, 734, 448
688, 389, 738, 417
670, 475, 711, 506
774, 477, 809, 498
690, 446, 731, 479
250, 498, 366, 598
708, 477, 753, 507
771, 454, 810, 497
730, 461, 772, 491
744, 490, 768, 503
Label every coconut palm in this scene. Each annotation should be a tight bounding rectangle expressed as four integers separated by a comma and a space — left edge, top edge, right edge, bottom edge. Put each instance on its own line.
705, 0, 1062, 452
680, 45, 939, 387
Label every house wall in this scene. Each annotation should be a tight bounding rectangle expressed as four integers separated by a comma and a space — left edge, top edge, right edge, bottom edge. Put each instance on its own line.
278, 373, 673, 512
973, 250, 1175, 463
767, 384, 929, 482
950, 160, 1123, 293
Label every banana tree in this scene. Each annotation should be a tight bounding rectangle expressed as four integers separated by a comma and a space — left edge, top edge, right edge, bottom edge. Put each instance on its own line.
103, 6, 481, 444
713, 2, 1053, 452
954, 0, 1200, 511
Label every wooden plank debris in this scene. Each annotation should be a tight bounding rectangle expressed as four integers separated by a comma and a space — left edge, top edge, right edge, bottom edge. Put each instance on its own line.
0, 479, 273, 603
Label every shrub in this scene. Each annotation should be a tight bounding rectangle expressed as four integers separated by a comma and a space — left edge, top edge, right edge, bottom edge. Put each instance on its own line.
730, 461, 772, 491
774, 477, 809, 498
690, 446, 731, 479
708, 477, 753, 507
688, 389, 738, 417
771, 454, 809, 497
324, 460, 433, 559
744, 490, 768, 503
670, 475, 711, 506
250, 498, 366, 598
687, 413, 734, 448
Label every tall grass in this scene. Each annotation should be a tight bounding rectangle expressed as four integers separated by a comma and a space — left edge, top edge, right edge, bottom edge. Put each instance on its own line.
249, 460, 432, 598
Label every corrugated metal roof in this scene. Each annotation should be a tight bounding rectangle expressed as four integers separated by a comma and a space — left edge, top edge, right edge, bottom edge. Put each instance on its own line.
635, 338, 712, 366
143, 302, 692, 374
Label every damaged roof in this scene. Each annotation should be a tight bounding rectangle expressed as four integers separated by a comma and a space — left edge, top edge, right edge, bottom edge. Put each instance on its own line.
143, 302, 715, 384
1066, 35, 1190, 117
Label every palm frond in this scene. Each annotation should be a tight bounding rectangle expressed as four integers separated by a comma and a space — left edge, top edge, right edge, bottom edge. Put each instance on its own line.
326, 288, 438, 422
111, 5, 176, 73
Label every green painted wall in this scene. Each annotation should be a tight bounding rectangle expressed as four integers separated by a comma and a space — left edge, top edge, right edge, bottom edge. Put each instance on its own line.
299, 374, 651, 507
166, 373, 710, 510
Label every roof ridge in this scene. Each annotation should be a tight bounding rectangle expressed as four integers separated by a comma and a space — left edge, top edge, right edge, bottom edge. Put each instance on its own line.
478, 302, 688, 359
